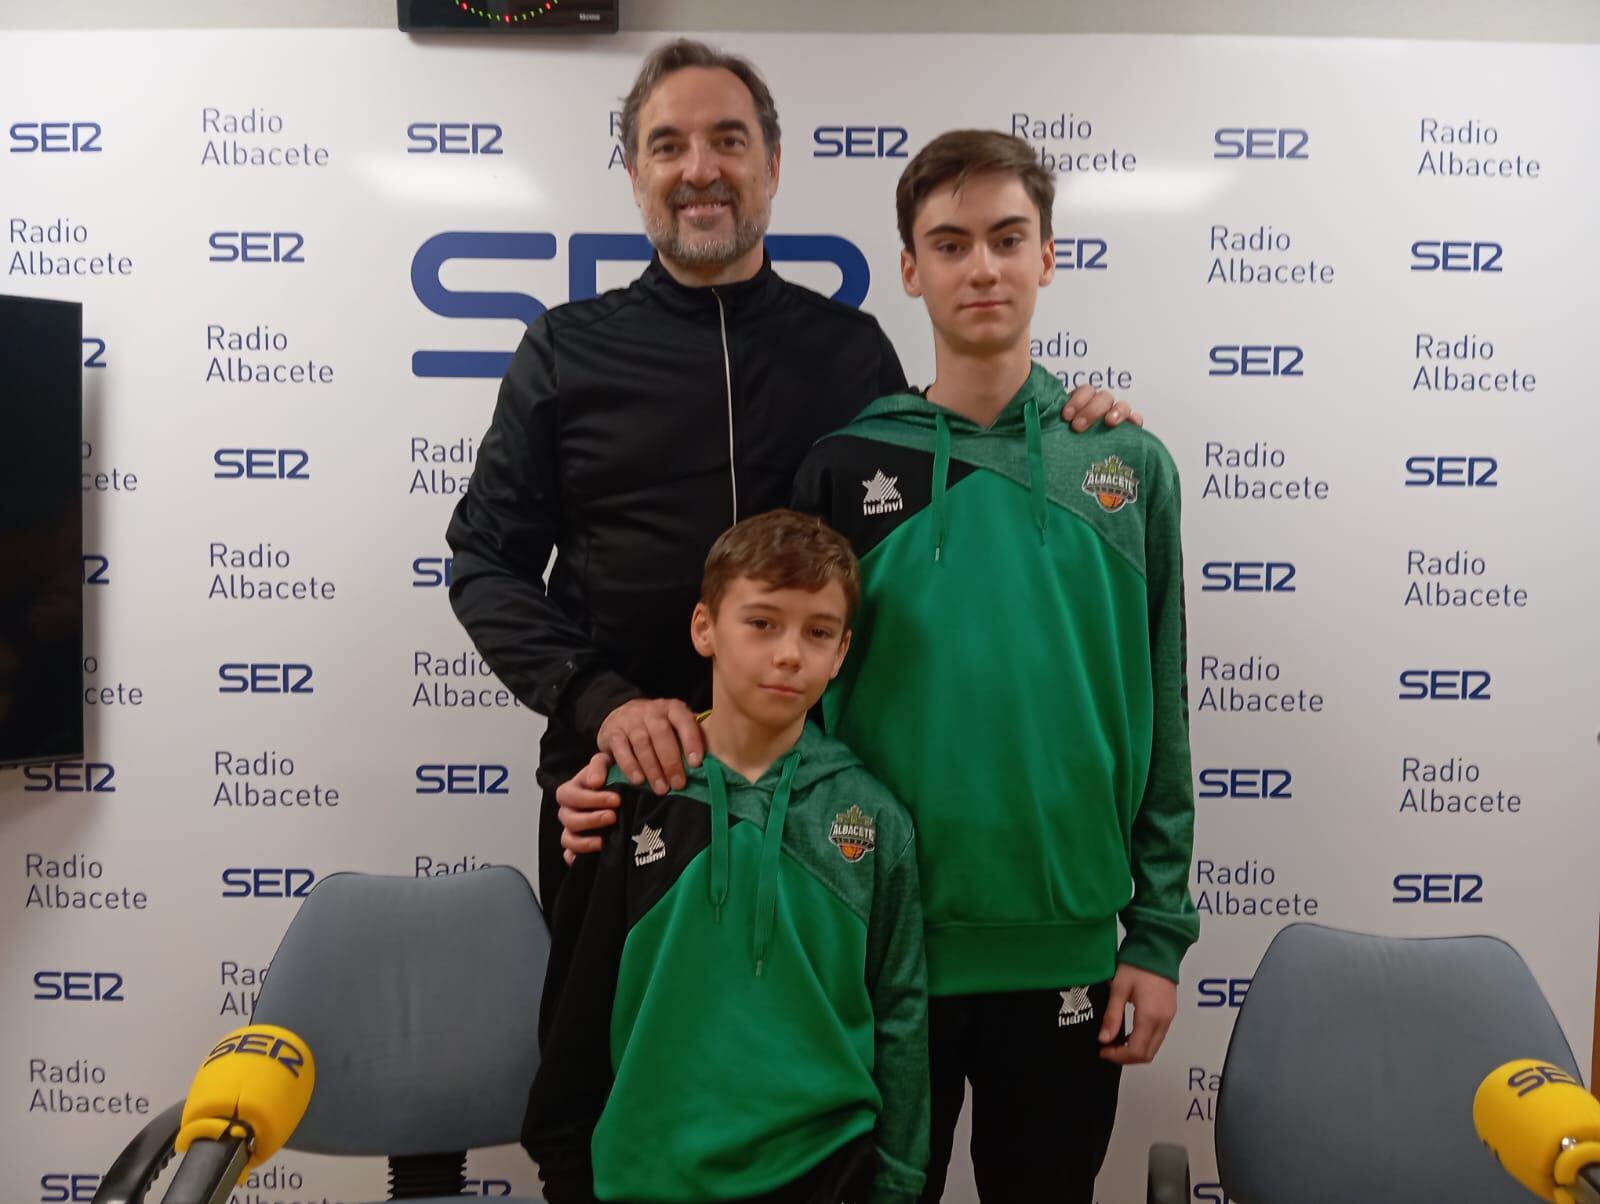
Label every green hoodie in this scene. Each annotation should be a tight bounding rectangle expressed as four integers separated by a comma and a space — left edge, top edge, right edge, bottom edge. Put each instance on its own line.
792, 361, 1199, 996
524, 721, 929, 1204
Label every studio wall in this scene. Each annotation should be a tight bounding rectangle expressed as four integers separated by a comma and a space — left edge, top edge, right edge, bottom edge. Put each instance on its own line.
2, 29, 1597, 1203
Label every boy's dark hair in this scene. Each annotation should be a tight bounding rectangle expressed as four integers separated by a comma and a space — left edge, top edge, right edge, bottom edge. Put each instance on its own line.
895, 129, 1055, 251
618, 38, 782, 169
702, 510, 861, 627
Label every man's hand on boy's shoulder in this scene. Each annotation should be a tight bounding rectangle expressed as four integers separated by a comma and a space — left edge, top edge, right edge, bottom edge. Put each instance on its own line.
1062, 384, 1143, 433
597, 696, 705, 795
1097, 963, 1177, 1065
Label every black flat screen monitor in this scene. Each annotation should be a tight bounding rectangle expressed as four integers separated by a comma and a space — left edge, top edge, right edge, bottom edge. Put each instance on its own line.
0, 294, 84, 768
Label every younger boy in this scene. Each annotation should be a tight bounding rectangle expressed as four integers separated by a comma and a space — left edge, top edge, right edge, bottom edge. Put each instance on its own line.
790, 131, 1199, 1202
524, 509, 929, 1204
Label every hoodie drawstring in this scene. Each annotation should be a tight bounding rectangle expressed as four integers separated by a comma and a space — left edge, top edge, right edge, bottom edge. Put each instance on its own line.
1024, 399, 1048, 544
932, 412, 951, 563
753, 750, 800, 977
705, 749, 802, 976
706, 759, 730, 920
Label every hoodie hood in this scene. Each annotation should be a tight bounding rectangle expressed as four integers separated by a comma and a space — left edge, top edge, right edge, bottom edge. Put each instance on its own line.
847, 359, 1068, 433
604, 720, 861, 809
626, 721, 862, 976
675, 719, 864, 802
843, 361, 1066, 560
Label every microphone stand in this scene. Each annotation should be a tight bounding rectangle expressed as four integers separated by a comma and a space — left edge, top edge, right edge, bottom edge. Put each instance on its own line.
1567, 1153, 1600, 1204
159, 1133, 252, 1204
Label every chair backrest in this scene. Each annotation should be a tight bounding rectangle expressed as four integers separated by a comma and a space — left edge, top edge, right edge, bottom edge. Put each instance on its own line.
251, 866, 549, 1156
1216, 923, 1581, 1204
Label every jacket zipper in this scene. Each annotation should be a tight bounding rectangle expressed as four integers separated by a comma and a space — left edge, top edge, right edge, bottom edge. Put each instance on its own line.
712, 288, 738, 523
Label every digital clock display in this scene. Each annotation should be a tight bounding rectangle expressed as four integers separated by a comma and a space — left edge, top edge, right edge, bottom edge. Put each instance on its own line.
397, 0, 619, 32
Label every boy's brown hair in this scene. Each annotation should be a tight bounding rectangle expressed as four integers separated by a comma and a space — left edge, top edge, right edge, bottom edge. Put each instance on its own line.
895, 129, 1055, 252
701, 509, 861, 627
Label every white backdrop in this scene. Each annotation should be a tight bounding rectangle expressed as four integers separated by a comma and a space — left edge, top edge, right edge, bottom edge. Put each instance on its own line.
1, 29, 1597, 1204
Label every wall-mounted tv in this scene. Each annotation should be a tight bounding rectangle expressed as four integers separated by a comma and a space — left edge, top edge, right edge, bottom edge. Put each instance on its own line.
0, 294, 84, 768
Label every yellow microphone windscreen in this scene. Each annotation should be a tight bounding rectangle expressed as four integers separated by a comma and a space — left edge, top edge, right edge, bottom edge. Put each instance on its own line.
175, 1024, 315, 1175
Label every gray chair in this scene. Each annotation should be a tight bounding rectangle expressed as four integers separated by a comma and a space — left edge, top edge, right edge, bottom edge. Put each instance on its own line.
1215, 922, 1582, 1203
93, 866, 550, 1204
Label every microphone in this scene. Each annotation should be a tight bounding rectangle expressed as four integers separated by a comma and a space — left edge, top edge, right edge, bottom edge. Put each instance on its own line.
159, 1024, 316, 1204
1474, 1059, 1600, 1204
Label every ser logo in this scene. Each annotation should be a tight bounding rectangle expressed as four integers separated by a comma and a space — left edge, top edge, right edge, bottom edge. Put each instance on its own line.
412, 232, 870, 378
40, 1173, 103, 1203
214, 448, 311, 480
415, 763, 511, 795
1404, 454, 1497, 487
1197, 977, 1252, 1008
812, 125, 909, 159
1410, 240, 1502, 272
463, 1181, 514, 1197
1197, 769, 1292, 800
1506, 1064, 1581, 1097
208, 231, 305, 264
1392, 872, 1484, 904
1194, 1186, 1236, 1203
1054, 237, 1108, 271
221, 867, 317, 898
412, 556, 455, 588
22, 761, 116, 793
1213, 127, 1308, 159
9, 121, 102, 153
1398, 669, 1491, 701
203, 1030, 307, 1076
1200, 561, 1296, 593
218, 663, 315, 694
1208, 345, 1304, 377
407, 122, 504, 155
33, 970, 124, 1002
82, 554, 110, 585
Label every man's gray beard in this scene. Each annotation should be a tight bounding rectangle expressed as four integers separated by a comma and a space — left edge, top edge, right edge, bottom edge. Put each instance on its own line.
646, 206, 768, 268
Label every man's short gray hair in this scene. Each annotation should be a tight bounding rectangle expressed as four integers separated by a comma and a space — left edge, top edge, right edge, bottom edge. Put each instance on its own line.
618, 38, 782, 169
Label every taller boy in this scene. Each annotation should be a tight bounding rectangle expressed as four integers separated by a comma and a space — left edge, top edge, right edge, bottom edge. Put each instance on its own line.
791, 131, 1199, 1202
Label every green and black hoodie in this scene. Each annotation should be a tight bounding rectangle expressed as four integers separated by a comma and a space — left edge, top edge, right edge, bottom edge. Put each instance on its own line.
523, 722, 929, 1203
791, 362, 1200, 997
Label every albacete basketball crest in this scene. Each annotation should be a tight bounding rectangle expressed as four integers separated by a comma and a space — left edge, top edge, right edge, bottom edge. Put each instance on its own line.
829, 805, 877, 862
1082, 454, 1139, 513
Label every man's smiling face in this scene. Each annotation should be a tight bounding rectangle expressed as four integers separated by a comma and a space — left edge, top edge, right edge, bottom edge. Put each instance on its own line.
628, 65, 781, 279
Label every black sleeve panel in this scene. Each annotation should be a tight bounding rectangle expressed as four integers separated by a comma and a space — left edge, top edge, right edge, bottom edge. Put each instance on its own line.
792, 435, 975, 560
522, 787, 636, 1204
790, 446, 836, 526
522, 787, 724, 1201
877, 327, 910, 397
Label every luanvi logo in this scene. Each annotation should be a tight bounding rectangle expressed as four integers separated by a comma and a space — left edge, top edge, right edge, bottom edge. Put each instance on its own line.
1058, 987, 1094, 1027
862, 471, 903, 516
633, 825, 666, 867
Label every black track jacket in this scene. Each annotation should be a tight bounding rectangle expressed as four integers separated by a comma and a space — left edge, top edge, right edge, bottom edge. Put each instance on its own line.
446, 254, 907, 792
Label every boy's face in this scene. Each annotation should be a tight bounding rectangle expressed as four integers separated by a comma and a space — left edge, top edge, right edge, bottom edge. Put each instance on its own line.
628, 66, 781, 272
900, 171, 1055, 355
691, 576, 852, 730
